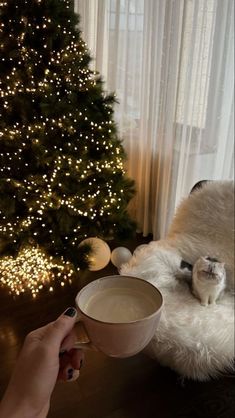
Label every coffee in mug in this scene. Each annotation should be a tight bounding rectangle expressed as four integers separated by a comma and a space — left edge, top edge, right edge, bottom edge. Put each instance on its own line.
83, 287, 158, 323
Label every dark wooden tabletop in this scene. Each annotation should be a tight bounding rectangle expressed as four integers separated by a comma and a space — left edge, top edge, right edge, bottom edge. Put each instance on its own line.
0, 241, 234, 418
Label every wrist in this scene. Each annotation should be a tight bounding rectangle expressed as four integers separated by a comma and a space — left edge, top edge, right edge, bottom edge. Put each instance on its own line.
0, 389, 48, 418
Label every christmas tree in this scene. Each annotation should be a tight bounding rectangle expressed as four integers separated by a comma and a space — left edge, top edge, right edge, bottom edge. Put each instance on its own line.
0, 0, 135, 295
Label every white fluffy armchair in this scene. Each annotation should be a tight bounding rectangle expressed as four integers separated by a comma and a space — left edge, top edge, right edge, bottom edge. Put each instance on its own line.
121, 181, 234, 380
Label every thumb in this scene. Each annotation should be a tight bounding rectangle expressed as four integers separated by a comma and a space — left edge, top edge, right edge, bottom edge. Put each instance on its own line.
45, 307, 78, 347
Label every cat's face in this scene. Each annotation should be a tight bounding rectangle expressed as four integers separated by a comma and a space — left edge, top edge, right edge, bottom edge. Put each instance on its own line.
194, 256, 225, 283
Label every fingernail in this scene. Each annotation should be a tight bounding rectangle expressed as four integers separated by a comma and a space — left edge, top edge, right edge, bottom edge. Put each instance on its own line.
67, 368, 74, 380
68, 369, 80, 382
59, 349, 67, 358
79, 359, 83, 370
64, 307, 77, 317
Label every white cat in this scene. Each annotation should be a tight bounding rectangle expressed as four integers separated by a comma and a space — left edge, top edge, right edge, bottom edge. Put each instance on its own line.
192, 256, 226, 306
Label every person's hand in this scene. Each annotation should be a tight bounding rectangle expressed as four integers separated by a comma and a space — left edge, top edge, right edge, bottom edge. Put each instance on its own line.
0, 307, 84, 418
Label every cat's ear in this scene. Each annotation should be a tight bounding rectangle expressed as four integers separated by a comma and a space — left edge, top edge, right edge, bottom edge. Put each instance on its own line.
180, 260, 192, 271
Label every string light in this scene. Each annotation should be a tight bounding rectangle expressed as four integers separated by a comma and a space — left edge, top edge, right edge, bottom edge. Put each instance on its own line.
0, 246, 74, 297
0, 0, 135, 296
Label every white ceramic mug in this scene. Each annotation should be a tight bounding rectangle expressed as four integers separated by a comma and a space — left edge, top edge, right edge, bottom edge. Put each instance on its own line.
74, 275, 163, 358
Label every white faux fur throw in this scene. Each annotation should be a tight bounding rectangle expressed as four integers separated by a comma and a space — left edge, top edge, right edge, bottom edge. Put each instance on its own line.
121, 181, 234, 381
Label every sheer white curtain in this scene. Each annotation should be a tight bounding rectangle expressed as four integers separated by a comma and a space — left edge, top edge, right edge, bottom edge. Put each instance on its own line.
75, 0, 234, 239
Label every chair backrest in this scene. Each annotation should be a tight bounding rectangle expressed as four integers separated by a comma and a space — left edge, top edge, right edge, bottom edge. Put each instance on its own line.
166, 180, 234, 291
190, 180, 209, 194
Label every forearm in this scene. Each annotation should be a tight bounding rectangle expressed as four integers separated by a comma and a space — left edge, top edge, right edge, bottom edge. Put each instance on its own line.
0, 388, 49, 418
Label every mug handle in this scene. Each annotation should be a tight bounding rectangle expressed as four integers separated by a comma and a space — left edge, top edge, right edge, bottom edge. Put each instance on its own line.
73, 320, 98, 351
73, 341, 96, 351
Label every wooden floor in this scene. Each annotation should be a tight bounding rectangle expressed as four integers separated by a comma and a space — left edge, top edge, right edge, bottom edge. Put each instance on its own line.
0, 235, 234, 418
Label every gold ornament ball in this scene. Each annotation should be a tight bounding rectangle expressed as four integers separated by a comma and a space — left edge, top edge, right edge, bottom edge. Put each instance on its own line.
79, 237, 111, 271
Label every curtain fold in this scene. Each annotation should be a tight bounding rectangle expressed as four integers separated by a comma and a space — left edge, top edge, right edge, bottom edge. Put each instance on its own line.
75, 0, 234, 239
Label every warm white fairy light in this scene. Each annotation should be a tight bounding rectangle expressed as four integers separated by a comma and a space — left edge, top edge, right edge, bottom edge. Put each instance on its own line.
0, 0, 132, 288
0, 246, 74, 297
0, 133, 125, 234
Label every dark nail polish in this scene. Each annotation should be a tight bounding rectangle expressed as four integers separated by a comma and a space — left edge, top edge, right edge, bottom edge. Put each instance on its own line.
67, 368, 74, 380
59, 349, 67, 357
64, 307, 77, 317
79, 359, 83, 370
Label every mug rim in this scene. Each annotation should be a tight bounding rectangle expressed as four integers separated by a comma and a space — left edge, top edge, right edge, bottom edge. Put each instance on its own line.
75, 275, 163, 325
